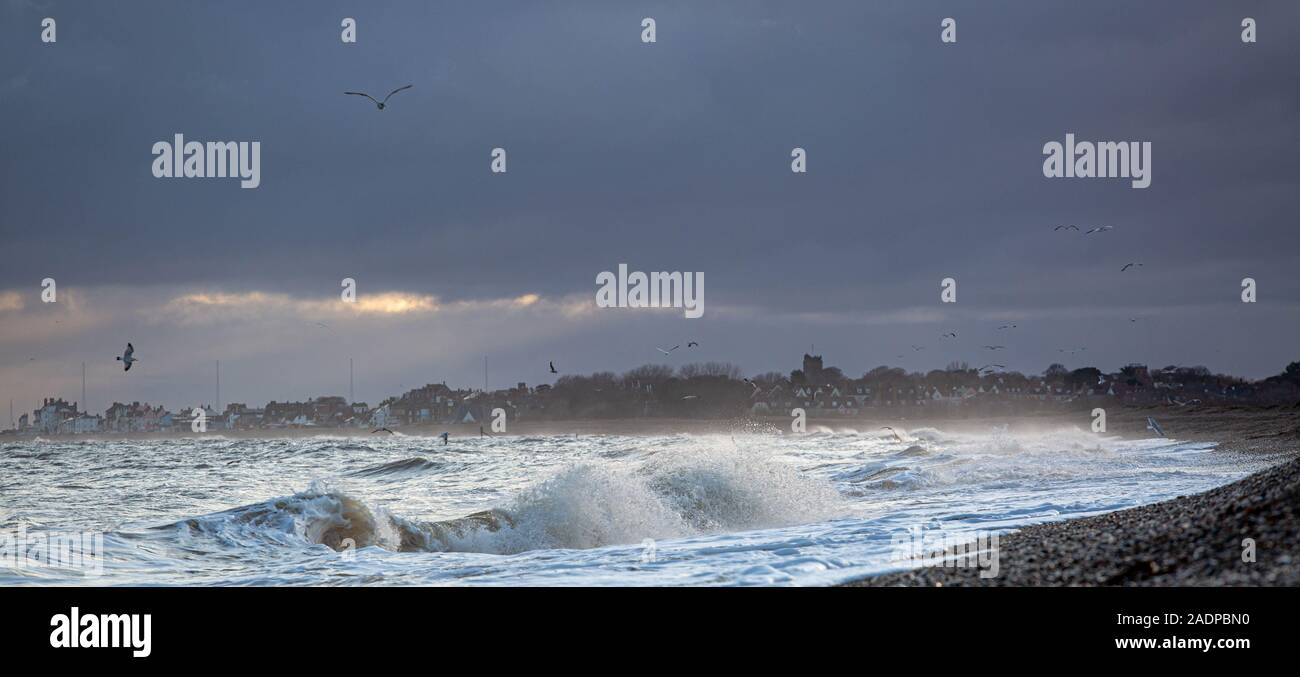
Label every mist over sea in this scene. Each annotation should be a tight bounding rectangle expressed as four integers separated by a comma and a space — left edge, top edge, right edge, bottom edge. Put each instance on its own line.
0, 428, 1261, 586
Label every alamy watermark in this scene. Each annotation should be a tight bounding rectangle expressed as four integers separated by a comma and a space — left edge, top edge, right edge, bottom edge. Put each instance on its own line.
596, 264, 704, 318
152, 134, 261, 188
890, 525, 1000, 579
1043, 133, 1150, 189
0, 527, 105, 576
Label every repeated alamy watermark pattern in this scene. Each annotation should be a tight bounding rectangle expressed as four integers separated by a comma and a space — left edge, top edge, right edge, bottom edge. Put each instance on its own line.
0, 527, 105, 576
890, 525, 1000, 579
596, 264, 704, 318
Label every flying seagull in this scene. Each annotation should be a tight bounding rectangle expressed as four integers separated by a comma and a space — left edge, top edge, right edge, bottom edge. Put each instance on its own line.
941, 332, 957, 339
371, 428, 394, 435
682, 395, 699, 400
743, 378, 762, 398
687, 341, 699, 348
911, 344, 925, 351
549, 361, 557, 374
344, 84, 413, 110
1054, 225, 1079, 231
997, 324, 1017, 330
983, 345, 1005, 350
116, 343, 136, 371
979, 364, 1006, 372
1086, 226, 1113, 234
656, 345, 680, 356
1121, 263, 1143, 272
1146, 416, 1166, 438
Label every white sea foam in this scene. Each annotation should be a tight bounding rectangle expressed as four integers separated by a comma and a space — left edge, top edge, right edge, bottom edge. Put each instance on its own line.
0, 429, 1262, 586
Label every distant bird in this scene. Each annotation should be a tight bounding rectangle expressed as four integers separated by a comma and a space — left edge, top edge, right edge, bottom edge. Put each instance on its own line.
997, 324, 1017, 330
1129, 317, 1140, 323
1121, 263, 1143, 272
1146, 417, 1166, 438
371, 428, 394, 435
983, 345, 1005, 350
979, 364, 1006, 372
682, 395, 698, 400
743, 378, 762, 398
941, 332, 957, 339
880, 426, 908, 443
687, 341, 699, 348
911, 345, 925, 351
344, 84, 413, 110
116, 343, 136, 371
656, 345, 680, 356
549, 361, 557, 374
1054, 225, 1079, 231
1086, 226, 1113, 234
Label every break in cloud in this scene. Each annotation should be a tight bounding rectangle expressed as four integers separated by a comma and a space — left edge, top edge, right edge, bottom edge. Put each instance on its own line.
1, 1, 1298, 414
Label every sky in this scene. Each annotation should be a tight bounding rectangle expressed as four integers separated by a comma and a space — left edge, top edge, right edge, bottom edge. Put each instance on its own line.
1, 0, 1298, 418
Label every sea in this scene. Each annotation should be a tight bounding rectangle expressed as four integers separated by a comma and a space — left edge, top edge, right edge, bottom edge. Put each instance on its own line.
0, 425, 1260, 586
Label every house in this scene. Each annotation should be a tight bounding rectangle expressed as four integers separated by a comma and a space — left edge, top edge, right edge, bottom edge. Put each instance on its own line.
370, 404, 396, 429
34, 398, 79, 434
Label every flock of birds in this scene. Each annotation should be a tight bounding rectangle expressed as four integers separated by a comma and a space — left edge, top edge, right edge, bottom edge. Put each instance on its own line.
893, 223, 1150, 369
1055, 224, 1142, 271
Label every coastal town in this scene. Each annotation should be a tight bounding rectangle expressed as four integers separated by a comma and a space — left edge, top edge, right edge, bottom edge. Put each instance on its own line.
7, 354, 1299, 437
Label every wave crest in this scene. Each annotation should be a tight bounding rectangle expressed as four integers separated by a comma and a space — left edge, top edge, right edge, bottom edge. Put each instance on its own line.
172, 448, 845, 556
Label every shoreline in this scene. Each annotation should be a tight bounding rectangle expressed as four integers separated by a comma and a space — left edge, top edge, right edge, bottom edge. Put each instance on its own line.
9, 405, 1296, 587
10, 403, 1291, 442
839, 406, 1300, 586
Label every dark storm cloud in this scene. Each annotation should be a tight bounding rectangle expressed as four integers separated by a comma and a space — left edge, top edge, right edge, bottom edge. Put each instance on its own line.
0, 0, 1298, 410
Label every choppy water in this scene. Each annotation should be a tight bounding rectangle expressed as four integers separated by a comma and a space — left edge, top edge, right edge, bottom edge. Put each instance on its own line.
0, 426, 1260, 586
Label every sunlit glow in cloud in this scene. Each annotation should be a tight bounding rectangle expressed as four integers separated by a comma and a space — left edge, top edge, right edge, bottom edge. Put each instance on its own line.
0, 291, 23, 312
346, 292, 438, 315
157, 289, 580, 324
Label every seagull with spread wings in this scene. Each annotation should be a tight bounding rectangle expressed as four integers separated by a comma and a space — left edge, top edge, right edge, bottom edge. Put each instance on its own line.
116, 343, 137, 372
345, 84, 413, 110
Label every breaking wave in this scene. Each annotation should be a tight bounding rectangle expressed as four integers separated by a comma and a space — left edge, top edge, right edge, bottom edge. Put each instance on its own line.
170, 448, 846, 556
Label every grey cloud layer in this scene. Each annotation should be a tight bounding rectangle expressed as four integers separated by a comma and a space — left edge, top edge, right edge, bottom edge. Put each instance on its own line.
1, 1, 1297, 408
